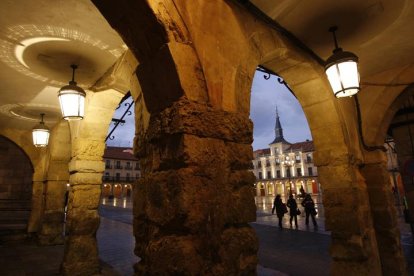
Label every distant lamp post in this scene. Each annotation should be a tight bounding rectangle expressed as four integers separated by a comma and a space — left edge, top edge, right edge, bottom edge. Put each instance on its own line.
32, 113, 50, 147
325, 26, 360, 98
58, 64, 86, 120
283, 158, 295, 196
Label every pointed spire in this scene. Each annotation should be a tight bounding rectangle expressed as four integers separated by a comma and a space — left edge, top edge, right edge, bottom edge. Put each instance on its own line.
270, 105, 289, 144
274, 106, 284, 140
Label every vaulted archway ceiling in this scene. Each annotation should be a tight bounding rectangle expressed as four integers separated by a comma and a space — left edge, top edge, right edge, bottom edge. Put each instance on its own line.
0, 0, 125, 130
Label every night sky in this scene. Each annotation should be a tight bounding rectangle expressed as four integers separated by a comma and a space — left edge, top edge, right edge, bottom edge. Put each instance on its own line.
106, 70, 312, 150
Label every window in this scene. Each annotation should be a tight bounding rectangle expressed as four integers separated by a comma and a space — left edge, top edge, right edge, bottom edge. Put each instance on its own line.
286, 169, 291, 178
126, 161, 132, 170
296, 168, 302, 176
116, 173, 120, 180
308, 167, 313, 176
276, 158, 280, 165
258, 172, 262, 179
266, 161, 270, 167
104, 172, 110, 180
276, 170, 281, 178
295, 155, 301, 163
116, 160, 122, 169
267, 171, 271, 179
136, 173, 141, 179
258, 161, 262, 167
135, 162, 140, 170
306, 154, 312, 163
105, 160, 111, 169
126, 173, 130, 181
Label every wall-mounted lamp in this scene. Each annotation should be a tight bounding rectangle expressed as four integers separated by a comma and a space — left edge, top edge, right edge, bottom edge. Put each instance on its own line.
58, 64, 86, 120
32, 113, 50, 147
325, 26, 360, 98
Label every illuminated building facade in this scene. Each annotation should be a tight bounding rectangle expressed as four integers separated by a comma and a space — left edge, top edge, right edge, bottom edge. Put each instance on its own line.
252, 109, 319, 198
101, 146, 140, 199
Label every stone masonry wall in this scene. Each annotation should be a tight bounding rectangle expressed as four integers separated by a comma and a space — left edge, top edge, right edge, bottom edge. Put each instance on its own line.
134, 97, 258, 274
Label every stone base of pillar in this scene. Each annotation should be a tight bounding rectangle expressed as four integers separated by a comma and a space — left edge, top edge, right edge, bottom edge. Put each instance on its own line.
61, 235, 100, 276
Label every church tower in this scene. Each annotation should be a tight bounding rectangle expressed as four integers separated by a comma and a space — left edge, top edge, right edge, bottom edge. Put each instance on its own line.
270, 106, 288, 144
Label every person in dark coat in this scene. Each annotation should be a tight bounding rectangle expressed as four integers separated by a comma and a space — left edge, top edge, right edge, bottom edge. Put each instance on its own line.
272, 194, 286, 229
301, 193, 317, 227
287, 194, 298, 228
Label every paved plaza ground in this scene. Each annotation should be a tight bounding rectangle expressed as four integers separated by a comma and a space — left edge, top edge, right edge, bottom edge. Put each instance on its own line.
0, 197, 413, 275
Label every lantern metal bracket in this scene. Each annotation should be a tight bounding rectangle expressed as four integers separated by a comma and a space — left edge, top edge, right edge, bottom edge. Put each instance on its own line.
105, 92, 134, 142
256, 66, 296, 98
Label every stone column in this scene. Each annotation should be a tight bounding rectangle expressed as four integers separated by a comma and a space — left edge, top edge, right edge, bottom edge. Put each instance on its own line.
318, 158, 382, 275
61, 144, 104, 275
60, 88, 122, 275
134, 98, 258, 275
27, 152, 48, 234
361, 151, 407, 275
38, 179, 67, 245
27, 180, 45, 233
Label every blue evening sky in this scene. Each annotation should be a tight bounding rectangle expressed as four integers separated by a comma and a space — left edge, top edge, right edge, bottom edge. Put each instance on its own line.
106, 70, 312, 150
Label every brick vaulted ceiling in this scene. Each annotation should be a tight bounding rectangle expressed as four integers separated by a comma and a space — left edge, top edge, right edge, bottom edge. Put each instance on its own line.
0, 0, 413, 131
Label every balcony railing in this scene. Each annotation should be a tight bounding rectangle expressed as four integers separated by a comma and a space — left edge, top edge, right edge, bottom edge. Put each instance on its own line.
125, 166, 133, 170
115, 165, 123, 169
306, 159, 313, 163
105, 165, 112, 169
102, 176, 138, 183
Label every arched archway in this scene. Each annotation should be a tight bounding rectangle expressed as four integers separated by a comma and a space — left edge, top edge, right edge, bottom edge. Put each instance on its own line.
90, 0, 392, 274
0, 135, 34, 234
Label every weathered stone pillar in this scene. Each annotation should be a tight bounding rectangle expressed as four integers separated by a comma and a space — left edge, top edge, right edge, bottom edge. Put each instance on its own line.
392, 118, 414, 223
317, 156, 382, 275
134, 98, 258, 275
38, 121, 71, 245
27, 180, 45, 233
38, 179, 67, 245
61, 142, 104, 275
27, 152, 48, 234
361, 151, 407, 275
61, 90, 123, 275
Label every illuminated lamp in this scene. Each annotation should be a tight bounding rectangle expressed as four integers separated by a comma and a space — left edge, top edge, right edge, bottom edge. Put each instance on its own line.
58, 64, 86, 120
325, 26, 360, 98
32, 113, 49, 147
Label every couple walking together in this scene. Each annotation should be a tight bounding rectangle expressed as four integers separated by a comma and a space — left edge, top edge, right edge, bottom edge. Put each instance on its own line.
272, 193, 318, 229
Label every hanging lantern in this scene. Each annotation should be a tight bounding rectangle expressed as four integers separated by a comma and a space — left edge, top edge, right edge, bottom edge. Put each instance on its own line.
32, 113, 50, 147
58, 64, 86, 120
325, 26, 360, 98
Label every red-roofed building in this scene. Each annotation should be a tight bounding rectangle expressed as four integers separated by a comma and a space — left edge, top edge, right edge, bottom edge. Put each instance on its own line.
101, 147, 141, 199
252, 109, 319, 200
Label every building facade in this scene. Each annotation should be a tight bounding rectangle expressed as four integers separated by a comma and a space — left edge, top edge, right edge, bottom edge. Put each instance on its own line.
101, 146, 140, 199
252, 109, 319, 198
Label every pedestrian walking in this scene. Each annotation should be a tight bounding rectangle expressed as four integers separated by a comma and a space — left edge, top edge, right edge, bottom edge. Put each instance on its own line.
301, 193, 318, 228
287, 194, 298, 228
272, 194, 287, 229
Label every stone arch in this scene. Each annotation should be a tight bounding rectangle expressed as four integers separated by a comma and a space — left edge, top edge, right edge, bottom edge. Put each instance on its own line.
0, 129, 48, 234
242, 8, 387, 276
0, 134, 35, 234
350, 80, 414, 275
90, 0, 402, 275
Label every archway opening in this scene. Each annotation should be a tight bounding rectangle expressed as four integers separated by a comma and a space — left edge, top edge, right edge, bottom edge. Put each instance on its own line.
97, 94, 139, 275
0, 135, 34, 237
249, 68, 331, 274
